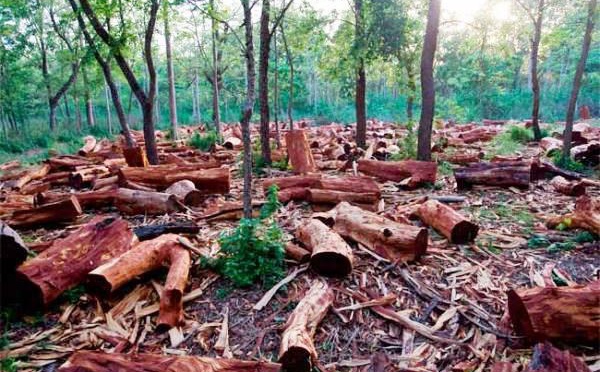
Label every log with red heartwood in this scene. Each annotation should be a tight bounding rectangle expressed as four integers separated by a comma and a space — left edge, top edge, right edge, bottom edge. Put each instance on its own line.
279, 281, 334, 372
8, 163, 51, 190
454, 161, 531, 190
285, 242, 311, 263
15, 217, 134, 307
114, 188, 181, 216
540, 137, 563, 156
457, 127, 497, 143
46, 155, 94, 171
546, 196, 599, 235
307, 189, 379, 205
296, 219, 353, 278
314, 202, 427, 262
118, 164, 225, 190
507, 280, 600, 345
69, 166, 110, 189
165, 180, 204, 206
550, 176, 586, 196
262, 174, 321, 190
278, 187, 311, 203
78, 136, 97, 156
88, 234, 190, 331
8, 195, 82, 228
414, 200, 479, 244
440, 152, 482, 165
524, 342, 591, 372
122, 146, 149, 167
57, 350, 281, 372
357, 159, 437, 188
165, 167, 230, 195
285, 129, 317, 174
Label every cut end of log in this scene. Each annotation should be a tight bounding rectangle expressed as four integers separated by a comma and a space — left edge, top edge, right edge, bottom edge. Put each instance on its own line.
451, 220, 480, 244
156, 289, 184, 332
506, 289, 537, 343
310, 251, 353, 278
279, 346, 311, 372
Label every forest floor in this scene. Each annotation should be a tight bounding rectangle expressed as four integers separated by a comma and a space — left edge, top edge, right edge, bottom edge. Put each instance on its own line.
0, 121, 599, 372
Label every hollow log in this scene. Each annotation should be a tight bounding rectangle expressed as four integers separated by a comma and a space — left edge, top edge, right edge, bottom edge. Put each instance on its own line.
308, 189, 379, 205
357, 159, 437, 188
133, 222, 200, 241
285, 129, 317, 174
414, 200, 479, 244
165, 167, 230, 195
115, 188, 181, 216
165, 180, 204, 206
524, 342, 591, 372
454, 161, 531, 190
296, 219, 353, 278
507, 281, 600, 344
88, 234, 190, 330
57, 351, 281, 372
8, 195, 82, 228
550, 176, 586, 196
285, 242, 311, 263
15, 217, 134, 307
78, 136, 97, 156
123, 146, 149, 167
314, 202, 427, 262
546, 196, 599, 235
279, 281, 334, 372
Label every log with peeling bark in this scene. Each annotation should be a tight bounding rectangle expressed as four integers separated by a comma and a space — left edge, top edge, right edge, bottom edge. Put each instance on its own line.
314, 202, 427, 262
414, 200, 479, 244
524, 342, 591, 372
115, 188, 181, 216
285, 129, 317, 174
8, 163, 51, 190
279, 281, 334, 372
123, 146, 149, 167
308, 189, 380, 205
15, 217, 134, 307
454, 161, 531, 190
119, 164, 224, 189
78, 136, 97, 156
165, 180, 204, 206
285, 242, 311, 263
296, 219, 353, 277
357, 159, 437, 188
8, 195, 82, 228
165, 167, 230, 195
58, 351, 281, 372
546, 196, 599, 235
507, 281, 600, 344
88, 234, 190, 330
550, 176, 586, 196
133, 222, 200, 241
46, 155, 94, 171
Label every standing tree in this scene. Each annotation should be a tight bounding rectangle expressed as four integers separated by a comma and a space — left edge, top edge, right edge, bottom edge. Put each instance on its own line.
562, 0, 597, 160
78, 0, 161, 164
279, 22, 294, 130
516, 0, 547, 141
416, 0, 441, 161
354, 0, 367, 149
163, 0, 179, 140
210, 0, 221, 137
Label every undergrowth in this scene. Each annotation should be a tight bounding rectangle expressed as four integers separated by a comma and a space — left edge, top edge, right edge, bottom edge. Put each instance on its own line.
391, 121, 416, 160
188, 130, 219, 152
551, 152, 587, 173
527, 231, 596, 253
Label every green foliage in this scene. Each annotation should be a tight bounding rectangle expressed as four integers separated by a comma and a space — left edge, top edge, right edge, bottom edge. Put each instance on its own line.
552, 153, 586, 173
1, 357, 18, 372
215, 287, 232, 300
527, 235, 551, 248
204, 186, 285, 288
188, 131, 218, 152
487, 130, 524, 158
437, 161, 454, 176
508, 125, 533, 143
573, 231, 597, 243
60, 285, 86, 304
391, 122, 417, 160
252, 152, 267, 175
547, 241, 576, 253
272, 157, 290, 171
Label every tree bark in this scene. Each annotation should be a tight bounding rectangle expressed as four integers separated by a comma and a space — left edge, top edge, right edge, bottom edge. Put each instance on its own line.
210, 0, 221, 136
259, 0, 272, 164
82, 68, 96, 127
164, 2, 178, 141
285, 129, 316, 174
165, 179, 204, 206
414, 200, 479, 244
354, 0, 367, 149
550, 176, 586, 196
118, 163, 224, 188
529, 0, 545, 141
417, 0, 441, 161
280, 23, 294, 129
9, 195, 82, 228
454, 161, 531, 190
546, 196, 599, 235
357, 159, 437, 188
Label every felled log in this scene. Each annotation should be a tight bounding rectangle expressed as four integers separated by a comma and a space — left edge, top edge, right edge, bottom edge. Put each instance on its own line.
531, 159, 582, 181
58, 351, 281, 372
524, 342, 591, 372
540, 137, 562, 156
314, 202, 427, 262
35, 189, 117, 209
9, 163, 51, 190
115, 188, 181, 215
457, 127, 497, 143
20, 180, 51, 195
357, 159, 437, 188
133, 222, 200, 241
550, 176, 586, 196
262, 175, 321, 190
414, 200, 478, 244
308, 189, 379, 205
165, 180, 203, 206
0, 222, 30, 275
122, 146, 149, 167
8, 195, 82, 228
119, 164, 222, 189
279, 281, 334, 372
319, 176, 380, 195
278, 187, 310, 203
223, 136, 242, 149
285, 129, 317, 174
165, 167, 230, 195
571, 141, 600, 165
16, 217, 133, 307
78, 136, 97, 156
546, 196, 599, 235
441, 152, 482, 165
296, 219, 353, 278
454, 161, 531, 190
46, 155, 94, 171
507, 281, 600, 344
92, 175, 119, 190
69, 166, 109, 189
285, 242, 311, 263
88, 234, 190, 330
42, 171, 71, 186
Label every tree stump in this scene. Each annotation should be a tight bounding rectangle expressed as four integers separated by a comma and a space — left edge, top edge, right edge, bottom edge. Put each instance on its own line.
285, 129, 316, 174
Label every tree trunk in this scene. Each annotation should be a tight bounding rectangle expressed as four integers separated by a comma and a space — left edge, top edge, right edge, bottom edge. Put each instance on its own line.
164, 2, 178, 141
297, 219, 353, 278
414, 200, 479, 244
454, 161, 531, 190
273, 30, 281, 148
210, 0, 221, 136
259, 0, 272, 164
529, 0, 545, 141
83, 68, 96, 127
192, 71, 200, 123
417, 0, 441, 161
354, 0, 366, 149
357, 159, 437, 188
562, 0, 596, 159
280, 23, 293, 129
406, 61, 416, 122
285, 129, 316, 174
104, 79, 112, 134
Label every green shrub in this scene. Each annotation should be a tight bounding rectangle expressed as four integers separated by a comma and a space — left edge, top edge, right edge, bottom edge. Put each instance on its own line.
552, 152, 586, 173
508, 125, 533, 143
204, 185, 285, 288
391, 122, 416, 160
188, 131, 218, 152
272, 157, 290, 171
1, 357, 17, 372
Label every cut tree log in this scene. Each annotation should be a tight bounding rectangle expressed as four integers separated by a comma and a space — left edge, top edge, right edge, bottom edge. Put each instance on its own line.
540, 137, 563, 156
88, 234, 190, 331
441, 152, 482, 165
57, 351, 281, 372
414, 200, 479, 244
115, 188, 181, 215
133, 222, 200, 241
314, 202, 427, 262
546, 196, 599, 235
165, 180, 204, 206
8, 195, 82, 228
571, 141, 600, 165
9, 163, 51, 190
308, 189, 380, 205
123, 146, 149, 167
262, 175, 321, 190
318, 176, 380, 195
357, 159, 437, 188
296, 219, 353, 278
278, 187, 311, 203
454, 161, 531, 190
165, 167, 230, 195
285, 129, 317, 174
78, 136, 97, 156
507, 281, 600, 344
457, 127, 497, 143
15, 217, 134, 307
525, 342, 591, 372
550, 176, 586, 196
35, 189, 117, 209
69, 166, 110, 189
279, 281, 334, 372
285, 242, 311, 263
119, 164, 224, 189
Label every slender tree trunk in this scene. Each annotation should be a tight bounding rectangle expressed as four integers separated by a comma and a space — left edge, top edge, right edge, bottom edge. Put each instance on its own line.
82, 68, 95, 127
210, 0, 221, 137
192, 71, 200, 123
74, 92, 82, 131
164, 2, 178, 140
259, 0, 272, 164
104, 78, 112, 134
530, 0, 545, 141
354, 0, 367, 149
563, 0, 596, 159
280, 23, 293, 130
273, 30, 281, 148
241, 0, 256, 218
417, 0, 441, 161
406, 62, 416, 122
64, 95, 71, 126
